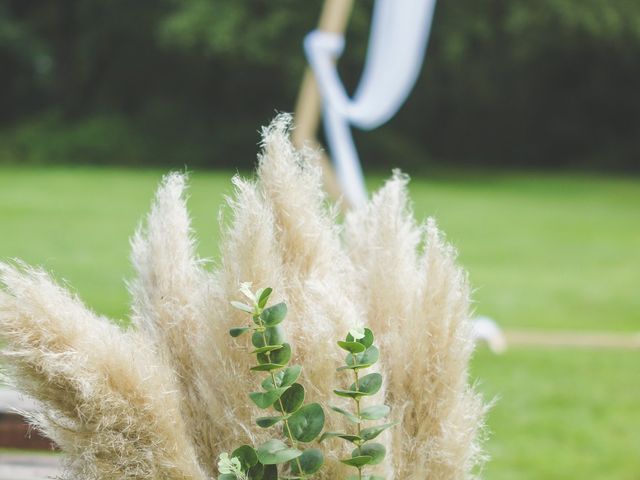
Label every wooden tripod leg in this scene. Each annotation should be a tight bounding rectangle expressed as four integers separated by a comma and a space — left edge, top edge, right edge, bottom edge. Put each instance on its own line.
292, 0, 355, 207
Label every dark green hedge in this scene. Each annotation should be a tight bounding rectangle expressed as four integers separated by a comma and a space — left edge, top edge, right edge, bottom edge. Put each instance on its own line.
1, 0, 639, 171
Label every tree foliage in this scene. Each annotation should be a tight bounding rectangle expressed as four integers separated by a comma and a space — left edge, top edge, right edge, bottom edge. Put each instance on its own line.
0, 0, 638, 169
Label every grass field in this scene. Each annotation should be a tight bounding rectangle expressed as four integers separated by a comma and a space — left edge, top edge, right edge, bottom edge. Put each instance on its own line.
0, 166, 638, 478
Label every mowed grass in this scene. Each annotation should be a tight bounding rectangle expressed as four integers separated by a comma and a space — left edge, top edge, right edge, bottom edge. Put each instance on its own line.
1, 167, 637, 331
395, 172, 640, 332
473, 347, 640, 480
0, 166, 638, 478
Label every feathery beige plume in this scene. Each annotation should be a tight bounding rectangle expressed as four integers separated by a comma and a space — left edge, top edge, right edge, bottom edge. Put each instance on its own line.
129, 172, 225, 476
346, 175, 486, 479
0, 262, 206, 480
0, 114, 485, 479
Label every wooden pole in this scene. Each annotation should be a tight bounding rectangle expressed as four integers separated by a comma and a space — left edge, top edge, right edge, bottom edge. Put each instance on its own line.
293, 0, 355, 206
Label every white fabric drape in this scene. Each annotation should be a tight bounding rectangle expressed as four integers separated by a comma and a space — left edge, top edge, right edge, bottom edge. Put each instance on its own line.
305, 0, 437, 206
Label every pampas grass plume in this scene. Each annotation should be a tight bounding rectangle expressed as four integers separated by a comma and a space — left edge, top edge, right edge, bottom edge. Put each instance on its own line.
0, 114, 485, 479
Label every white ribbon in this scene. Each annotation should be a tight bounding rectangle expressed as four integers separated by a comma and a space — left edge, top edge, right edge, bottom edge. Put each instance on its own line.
305, 0, 437, 206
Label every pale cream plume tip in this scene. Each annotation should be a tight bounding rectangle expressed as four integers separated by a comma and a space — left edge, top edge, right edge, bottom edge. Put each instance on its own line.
0, 115, 485, 480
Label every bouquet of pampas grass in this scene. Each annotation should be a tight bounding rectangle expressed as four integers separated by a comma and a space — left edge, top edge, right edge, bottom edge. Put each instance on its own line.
0, 115, 486, 480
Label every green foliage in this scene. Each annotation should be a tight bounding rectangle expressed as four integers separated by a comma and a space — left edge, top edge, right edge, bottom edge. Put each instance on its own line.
224, 285, 325, 479
405, 0, 640, 169
3, 1, 640, 169
322, 328, 396, 479
0, 114, 147, 165
159, 0, 308, 77
224, 292, 391, 479
290, 449, 324, 476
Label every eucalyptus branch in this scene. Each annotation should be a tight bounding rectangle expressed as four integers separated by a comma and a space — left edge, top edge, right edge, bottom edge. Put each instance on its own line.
320, 327, 396, 480
219, 284, 325, 480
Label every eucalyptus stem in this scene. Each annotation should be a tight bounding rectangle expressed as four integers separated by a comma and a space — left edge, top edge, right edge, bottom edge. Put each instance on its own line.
261, 326, 306, 478
352, 357, 363, 480
352, 356, 363, 447
227, 285, 326, 479
323, 327, 395, 479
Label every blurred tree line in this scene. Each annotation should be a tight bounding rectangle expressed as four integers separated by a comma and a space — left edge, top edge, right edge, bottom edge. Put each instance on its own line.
0, 0, 638, 171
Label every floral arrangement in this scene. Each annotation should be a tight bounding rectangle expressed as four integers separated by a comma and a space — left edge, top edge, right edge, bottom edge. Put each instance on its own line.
0, 115, 485, 479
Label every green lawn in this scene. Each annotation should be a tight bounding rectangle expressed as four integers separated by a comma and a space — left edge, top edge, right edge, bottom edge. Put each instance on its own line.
474, 347, 640, 480
0, 166, 638, 478
400, 172, 640, 332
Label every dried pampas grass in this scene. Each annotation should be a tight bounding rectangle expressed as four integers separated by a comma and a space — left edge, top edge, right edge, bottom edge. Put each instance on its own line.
0, 114, 485, 479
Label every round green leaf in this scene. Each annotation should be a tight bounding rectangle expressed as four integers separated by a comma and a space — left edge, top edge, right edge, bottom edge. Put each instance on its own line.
319, 431, 362, 443
360, 422, 398, 441
256, 416, 284, 428
257, 287, 273, 308
288, 403, 325, 442
333, 389, 366, 399
261, 365, 302, 390
360, 404, 390, 421
354, 443, 386, 465
261, 302, 287, 326
231, 445, 258, 470
251, 363, 285, 372
261, 377, 277, 391
256, 439, 302, 465
345, 346, 379, 369
346, 327, 374, 348
230, 301, 254, 314
349, 373, 382, 396
337, 341, 366, 353
329, 405, 360, 423
229, 327, 250, 337
260, 464, 277, 480
340, 455, 372, 467
279, 365, 302, 387
248, 462, 264, 478
290, 448, 324, 475
274, 383, 305, 414
252, 326, 285, 348
249, 387, 289, 409
257, 343, 291, 366
252, 345, 283, 354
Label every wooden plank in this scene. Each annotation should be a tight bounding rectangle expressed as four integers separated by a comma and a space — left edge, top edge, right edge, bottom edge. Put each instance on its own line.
0, 389, 54, 450
505, 330, 640, 349
292, 0, 356, 207
0, 453, 61, 480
